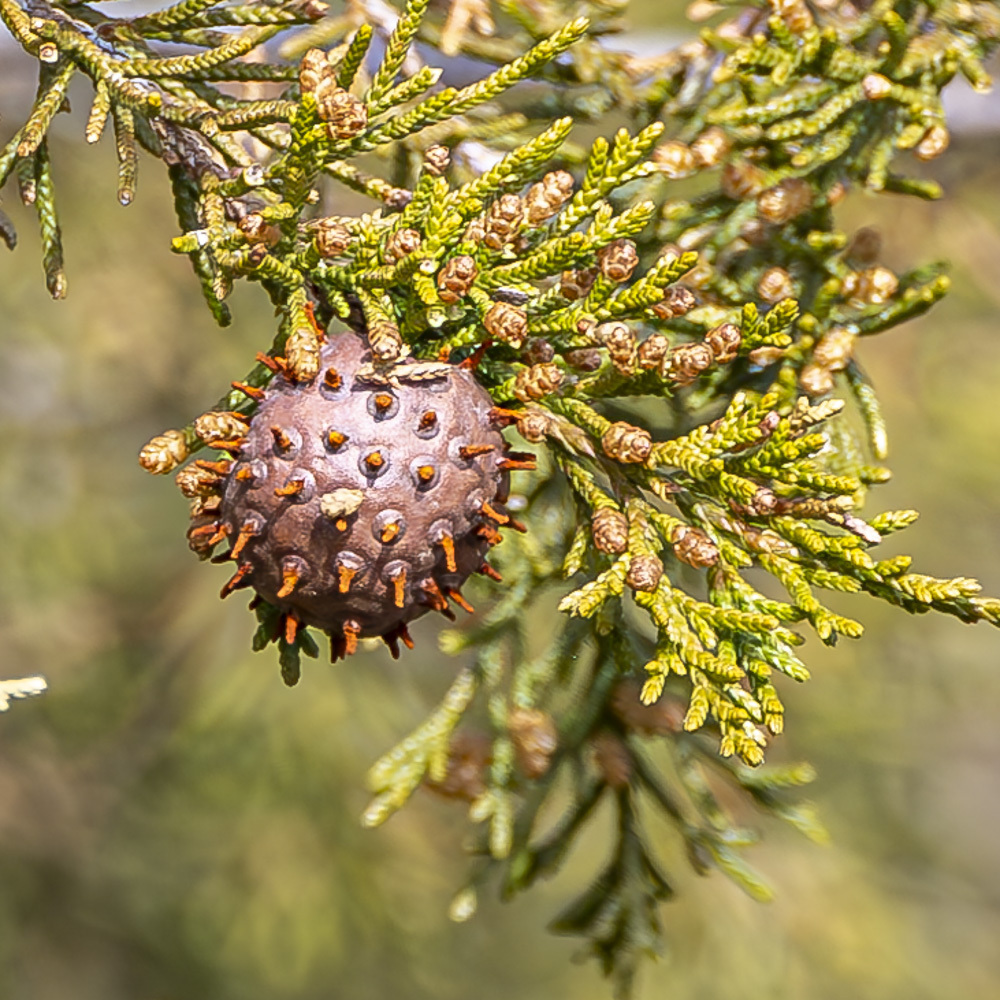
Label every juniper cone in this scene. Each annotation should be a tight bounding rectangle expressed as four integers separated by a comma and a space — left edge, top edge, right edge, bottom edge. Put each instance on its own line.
3, 0, 1000, 994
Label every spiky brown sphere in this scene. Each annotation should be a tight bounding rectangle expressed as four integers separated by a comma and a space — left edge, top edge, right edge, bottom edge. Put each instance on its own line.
215, 333, 511, 655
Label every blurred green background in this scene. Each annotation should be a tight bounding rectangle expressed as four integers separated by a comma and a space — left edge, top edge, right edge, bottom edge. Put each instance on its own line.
2, 14, 1000, 999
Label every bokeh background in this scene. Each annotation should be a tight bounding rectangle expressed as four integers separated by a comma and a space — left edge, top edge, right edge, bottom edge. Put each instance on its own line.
2, 7, 1000, 999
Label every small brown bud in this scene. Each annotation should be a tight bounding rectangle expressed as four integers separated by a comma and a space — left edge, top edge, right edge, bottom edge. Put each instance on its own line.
508, 708, 558, 780
483, 301, 528, 348
597, 239, 639, 283
689, 126, 730, 168
175, 463, 223, 498
651, 285, 697, 320
564, 348, 602, 372
703, 322, 741, 363
845, 226, 882, 266
757, 266, 795, 304
756, 177, 813, 223
559, 267, 597, 301
591, 732, 632, 788
592, 507, 629, 554
425, 731, 492, 801
671, 524, 719, 568
595, 321, 637, 375
140, 430, 189, 475
771, 0, 814, 33
194, 411, 249, 445
522, 338, 555, 365
842, 266, 898, 305
915, 123, 949, 161
638, 334, 671, 370
462, 218, 486, 245
862, 73, 894, 100
653, 140, 697, 178
601, 421, 652, 464
314, 218, 353, 258
799, 362, 835, 398
238, 213, 278, 245
626, 553, 664, 592
524, 170, 574, 224
315, 79, 368, 139
384, 187, 412, 210
721, 158, 766, 200
384, 227, 421, 263
484, 194, 524, 250
514, 363, 564, 402
663, 342, 715, 385
437, 254, 478, 303
423, 144, 451, 176
516, 408, 551, 443
812, 325, 855, 371
299, 48, 330, 94
189, 495, 222, 520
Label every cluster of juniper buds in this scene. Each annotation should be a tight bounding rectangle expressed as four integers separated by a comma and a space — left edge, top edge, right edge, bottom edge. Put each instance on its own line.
650, 285, 696, 321
314, 218, 354, 258
438, 255, 477, 303
384, 228, 421, 262
591, 507, 629, 554
524, 170, 574, 224
756, 178, 813, 224
560, 267, 596, 301
597, 239, 639, 283
514, 406, 551, 444
626, 554, 664, 593
595, 321, 638, 375
653, 126, 730, 177
514, 363, 564, 402
652, 321, 742, 385
194, 410, 250, 447
300, 48, 368, 140
423, 144, 451, 177
757, 267, 795, 304
484, 194, 524, 250
841, 266, 898, 306
800, 326, 856, 397
484, 301, 528, 348
601, 421, 652, 464
139, 429, 190, 475
670, 524, 719, 568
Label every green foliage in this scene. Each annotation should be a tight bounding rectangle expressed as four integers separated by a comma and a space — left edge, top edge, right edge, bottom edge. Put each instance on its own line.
2, 0, 999, 995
